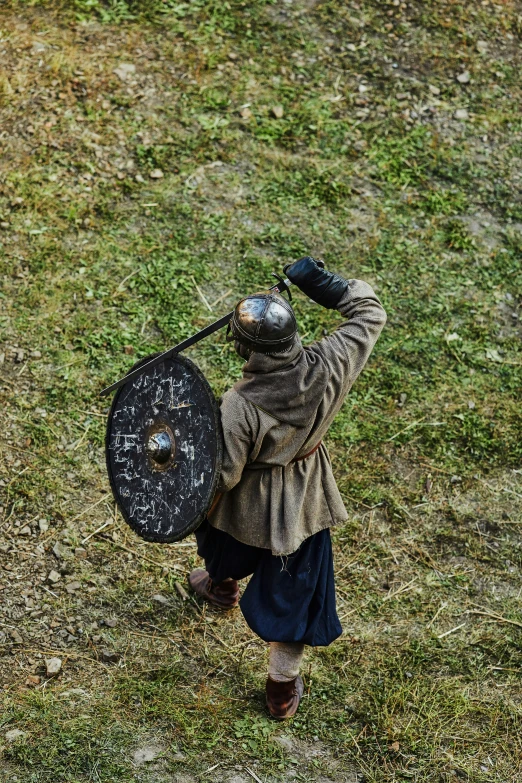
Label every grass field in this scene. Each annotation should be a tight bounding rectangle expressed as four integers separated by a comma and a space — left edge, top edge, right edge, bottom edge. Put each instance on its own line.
1, 0, 521, 781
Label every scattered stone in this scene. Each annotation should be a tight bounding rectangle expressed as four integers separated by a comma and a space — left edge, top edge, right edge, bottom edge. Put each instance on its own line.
353, 139, 367, 151
239, 106, 253, 120
152, 594, 170, 606
476, 40, 488, 53
149, 169, 164, 179
38, 518, 49, 533
52, 541, 66, 559
47, 570, 61, 584
26, 675, 41, 686
271, 105, 284, 119
65, 581, 81, 594
31, 350, 42, 358
454, 109, 469, 120
5, 729, 27, 742
9, 629, 23, 645
428, 84, 440, 95
100, 649, 120, 663
17, 525, 31, 536
74, 547, 87, 559
123, 344, 134, 355
45, 657, 62, 676
451, 475, 462, 484
133, 744, 163, 765
113, 63, 136, 81
456, 71, 471, 84
104, 618, 118, 628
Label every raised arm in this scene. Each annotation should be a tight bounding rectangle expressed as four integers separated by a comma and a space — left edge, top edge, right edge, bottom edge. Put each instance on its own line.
285, 256, 387, 394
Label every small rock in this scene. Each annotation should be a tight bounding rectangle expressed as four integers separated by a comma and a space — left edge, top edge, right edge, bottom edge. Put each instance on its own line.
113, 63, 136, 81
468, 400, 476, 409
123, 345, 134, 355
0, 222, 10, 230
100, 649, 120, 663
133, 744, 163, 765
65, 581, 81, 594
52, 541, 66, 559
428, 84, 440, 95
149, 169, 164, 179
389, 741, 400, 752
104, 618, 118, 628
47, 570, 61, 584
38, 518, 49, 533
239, 106, 253, 120
31, 350, 42, 358
450, 475, 462, 484
271, 105, 284, 119
152, 594, 170, 606
454, 108, 469, 120
26, 675, 41, 686
74, 547, 87, 559
17, 525, 31, 536
9, 629, 23, 644
353, 139, 367, 151
45, 657, 62, 676
5, 729, 27, 742
228, 51, 238, 60
456, 71, 471, 84
476, 40, 488, 53
135, 173, 146, 183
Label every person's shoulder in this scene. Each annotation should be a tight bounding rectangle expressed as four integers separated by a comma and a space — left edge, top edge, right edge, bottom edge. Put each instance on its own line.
221, 388, 256, 419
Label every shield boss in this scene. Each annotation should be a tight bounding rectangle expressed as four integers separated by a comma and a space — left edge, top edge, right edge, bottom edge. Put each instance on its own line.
106, 354, 223, 543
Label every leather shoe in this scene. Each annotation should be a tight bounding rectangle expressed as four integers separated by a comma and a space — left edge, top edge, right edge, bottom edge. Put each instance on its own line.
266, 675, 304, 719
188, 569, 239, 610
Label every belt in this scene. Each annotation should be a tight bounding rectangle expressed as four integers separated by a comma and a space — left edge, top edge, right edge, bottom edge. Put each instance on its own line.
291, 441, 322, 463
242, 441, 323, 471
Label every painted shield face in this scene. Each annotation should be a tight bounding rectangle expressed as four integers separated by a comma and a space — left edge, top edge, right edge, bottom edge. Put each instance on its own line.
105, 353, 222, 543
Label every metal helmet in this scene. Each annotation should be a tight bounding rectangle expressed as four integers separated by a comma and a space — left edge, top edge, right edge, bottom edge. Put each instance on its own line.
228, 292, 297, 354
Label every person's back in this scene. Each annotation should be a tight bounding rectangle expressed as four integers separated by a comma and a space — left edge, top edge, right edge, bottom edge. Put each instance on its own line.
188, 256, 387, 718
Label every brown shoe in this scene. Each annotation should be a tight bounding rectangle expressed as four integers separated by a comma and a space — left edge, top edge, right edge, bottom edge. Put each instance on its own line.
188, 569, 239, 610
266, 675, 304, 719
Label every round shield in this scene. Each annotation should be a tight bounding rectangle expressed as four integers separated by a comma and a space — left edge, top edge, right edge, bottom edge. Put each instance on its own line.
105, 353, 223, 543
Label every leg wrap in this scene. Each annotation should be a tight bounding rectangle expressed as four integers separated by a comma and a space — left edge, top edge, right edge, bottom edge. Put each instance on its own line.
268, 642, 305, 683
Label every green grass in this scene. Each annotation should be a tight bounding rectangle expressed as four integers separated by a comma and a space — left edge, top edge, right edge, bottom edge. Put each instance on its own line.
1, 0, 522, 781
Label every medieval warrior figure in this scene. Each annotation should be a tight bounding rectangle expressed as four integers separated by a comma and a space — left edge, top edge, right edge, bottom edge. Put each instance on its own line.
187, 256, 387, 719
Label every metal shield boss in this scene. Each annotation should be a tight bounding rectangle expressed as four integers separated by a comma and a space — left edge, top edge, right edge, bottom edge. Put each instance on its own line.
106, 354, 223, 543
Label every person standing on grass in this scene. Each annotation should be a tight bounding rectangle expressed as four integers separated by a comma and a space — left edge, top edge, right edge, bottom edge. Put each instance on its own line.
188, 256, 387, 719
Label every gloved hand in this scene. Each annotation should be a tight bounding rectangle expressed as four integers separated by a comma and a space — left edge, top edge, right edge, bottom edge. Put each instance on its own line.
284, 256, 349, 309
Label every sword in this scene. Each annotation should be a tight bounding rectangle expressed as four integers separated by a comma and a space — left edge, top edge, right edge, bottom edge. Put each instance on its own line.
99, 273, 293, 397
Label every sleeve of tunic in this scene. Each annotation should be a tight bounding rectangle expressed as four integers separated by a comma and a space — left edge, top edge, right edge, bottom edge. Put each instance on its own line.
217, 390, 258, 493
312, 279, 387, 395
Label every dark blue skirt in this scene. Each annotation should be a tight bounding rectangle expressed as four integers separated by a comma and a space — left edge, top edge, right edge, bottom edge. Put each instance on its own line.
194, 520, 342, 647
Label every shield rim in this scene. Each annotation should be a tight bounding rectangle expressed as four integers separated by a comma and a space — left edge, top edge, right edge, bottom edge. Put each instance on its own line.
105, 352, 223, 544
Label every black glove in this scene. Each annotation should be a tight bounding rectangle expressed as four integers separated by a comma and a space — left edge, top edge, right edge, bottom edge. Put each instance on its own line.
284, 256, 349, 309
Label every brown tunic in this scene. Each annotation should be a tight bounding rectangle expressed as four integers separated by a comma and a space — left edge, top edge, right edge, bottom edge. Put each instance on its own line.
209, 280, 387, 555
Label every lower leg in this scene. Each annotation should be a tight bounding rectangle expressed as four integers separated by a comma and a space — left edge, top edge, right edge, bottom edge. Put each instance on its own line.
268, 642, 305, 681
266, 642, 305, 719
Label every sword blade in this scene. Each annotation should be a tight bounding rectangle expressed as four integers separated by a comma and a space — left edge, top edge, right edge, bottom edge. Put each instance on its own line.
100, 276, 292, 397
